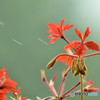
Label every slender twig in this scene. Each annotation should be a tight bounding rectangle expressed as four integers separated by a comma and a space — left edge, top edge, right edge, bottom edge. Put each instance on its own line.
62, 90, 81, 99
58, 68, 71, 98
61, 35, 77, 53
44, 80, 57, 97
58, 77, 66, 98
50, 85, 58, 97
83, 52, 100, 58
60, 79, 65, 97
60, 68, 71, 96
61, 94, 70, 99
62, 81, 80, 97
61, 35, 70, 44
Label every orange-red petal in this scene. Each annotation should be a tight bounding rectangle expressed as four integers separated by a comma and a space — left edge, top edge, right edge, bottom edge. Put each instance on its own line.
64, 41, 80, 51
12, 87, 21, 99
65, 57, 74, 68
64, 24, 74, 31
47, 23, 59, 34
85, 41, 99, 51
56, 55, 74, 68
75, 45, 87, 56
84, 88, 99, 93
56, 56, 68, 63
52, 73, 57, 82
75, 28, 82, 41
60, 19, 65, 31
83, 27, 91, 42
49, 37, 59, 45
21, 97, 26, 100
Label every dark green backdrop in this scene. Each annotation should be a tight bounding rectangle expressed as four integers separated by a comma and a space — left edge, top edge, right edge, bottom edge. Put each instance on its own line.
0, 0, 100, 100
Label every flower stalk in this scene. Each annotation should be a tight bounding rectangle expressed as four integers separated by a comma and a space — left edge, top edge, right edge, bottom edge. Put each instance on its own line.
83, 52, 100, 58
80, 74, 83, 100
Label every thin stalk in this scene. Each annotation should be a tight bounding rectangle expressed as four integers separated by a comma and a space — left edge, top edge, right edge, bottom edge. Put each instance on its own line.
60, 79, 65, 97
55, 53, 78, 59
62, 90, 81, 99
61, 35, 70, 44
58, 68, 71, 97
62, 81, 80, 97
44, 80, 57, 97
80, 74, 83, 100
58, 77, 65, 98
61, 35, 77, 53
83, 52, 100, 58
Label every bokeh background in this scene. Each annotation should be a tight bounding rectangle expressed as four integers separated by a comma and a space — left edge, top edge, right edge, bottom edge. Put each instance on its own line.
0, 0, 100, 100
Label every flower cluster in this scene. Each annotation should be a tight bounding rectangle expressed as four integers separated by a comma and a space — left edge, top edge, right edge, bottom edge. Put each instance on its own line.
0, 65, 27, 100
40, 19, 100, 100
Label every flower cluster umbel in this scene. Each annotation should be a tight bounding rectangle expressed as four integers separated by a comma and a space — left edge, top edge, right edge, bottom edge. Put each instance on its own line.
0, 65, 27, 100
40, 19, 100, 100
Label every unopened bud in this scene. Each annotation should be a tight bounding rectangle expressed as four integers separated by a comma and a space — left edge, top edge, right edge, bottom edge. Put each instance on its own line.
40, 70, 46, 81
72, 58, 87, 76
84, 88, 99, 93
49, 80, 54, 86
62, 70, 66, 78
47, 58, 56, 69
52, 73, 57, 82
73, 69, 80, 76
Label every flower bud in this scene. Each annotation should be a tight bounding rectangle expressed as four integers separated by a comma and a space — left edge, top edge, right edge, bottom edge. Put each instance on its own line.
62, 70, 66, 78
72, 58, 79, 76
84, 88, 99, 93
72, 58, 87, 76
40, 70, 46, 81
49, 80, 54, 86
47, 58, 56, 69
84, 80, 99, 93
52, 73, 57, 82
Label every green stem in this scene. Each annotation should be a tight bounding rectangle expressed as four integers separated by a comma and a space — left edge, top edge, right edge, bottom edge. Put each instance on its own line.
80, 74, 83, 100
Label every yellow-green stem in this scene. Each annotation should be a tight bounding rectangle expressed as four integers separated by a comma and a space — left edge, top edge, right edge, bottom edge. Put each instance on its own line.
80, 74, 83, 100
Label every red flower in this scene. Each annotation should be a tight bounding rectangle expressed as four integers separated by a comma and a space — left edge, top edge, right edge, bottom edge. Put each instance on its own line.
84, 80, 99, 93
0, 93, 7, 100
1, 78, 18, 93
0, 65, 7, 80
0, 66, 18, 99
56, 49, 76, 68
21, 97, 26, 100
12, 87, 21, 99
47, 19, 74, 45
64, 27, 100, 55
12, 87, 26, 100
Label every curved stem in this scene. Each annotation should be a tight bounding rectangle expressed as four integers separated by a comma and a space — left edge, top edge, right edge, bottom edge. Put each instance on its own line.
80, 74, 83, 100
55, 53, 79, 59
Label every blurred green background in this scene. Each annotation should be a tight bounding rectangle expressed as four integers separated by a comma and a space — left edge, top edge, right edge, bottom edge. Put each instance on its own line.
0, 0, 100, 100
